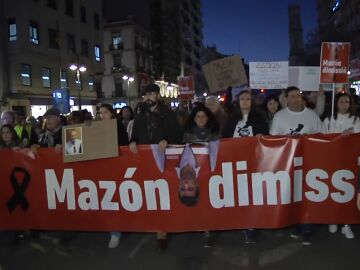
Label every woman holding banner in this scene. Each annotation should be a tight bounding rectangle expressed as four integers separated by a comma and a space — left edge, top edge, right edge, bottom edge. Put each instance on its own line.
99, 103, 129, 248
182, 105, 220, 248
222, 88, 268, 244
323, 92, 360, 239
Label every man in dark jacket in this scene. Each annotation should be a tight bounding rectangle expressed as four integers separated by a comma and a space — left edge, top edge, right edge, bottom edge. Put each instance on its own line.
129, 83, 182, 252
130, 83, 182, 152
38, 108, 63, 149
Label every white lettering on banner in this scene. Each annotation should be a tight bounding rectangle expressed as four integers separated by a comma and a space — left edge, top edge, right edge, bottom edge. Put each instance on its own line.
99, 181, 119, 210
144, 180, 170, 210
209, 162, 235, 208
119, 181, 143, 212
46, 169, 76, 210
331, 170, 355, 203
305, 169, 329, 202
45, 157, 356, 211
252, 171, 291, 205
208, 157, 356, 208
78, 180, 99, 210
45, 168, 171, 211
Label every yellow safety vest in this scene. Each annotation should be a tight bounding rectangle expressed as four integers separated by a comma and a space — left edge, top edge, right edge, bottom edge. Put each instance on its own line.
14, 125, 32, 140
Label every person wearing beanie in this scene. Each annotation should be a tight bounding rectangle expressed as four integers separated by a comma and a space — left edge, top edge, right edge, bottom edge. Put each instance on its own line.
38, 107, 63, 148
130, 83, 182, 252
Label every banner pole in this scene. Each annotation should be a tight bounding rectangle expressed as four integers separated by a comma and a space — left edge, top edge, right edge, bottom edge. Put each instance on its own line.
331, 83, 335, 118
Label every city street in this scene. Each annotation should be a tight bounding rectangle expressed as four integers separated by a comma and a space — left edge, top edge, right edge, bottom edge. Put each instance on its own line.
1, 225, 359, 270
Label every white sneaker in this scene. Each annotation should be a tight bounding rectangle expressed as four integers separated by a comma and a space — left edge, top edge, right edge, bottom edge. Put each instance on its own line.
341, 225, 355, 239
329, 224, 338, 233
108, 234, 120, 248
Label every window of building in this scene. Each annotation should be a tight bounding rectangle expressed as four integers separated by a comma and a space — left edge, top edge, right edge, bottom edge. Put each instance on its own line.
81, 39, 89, 57
67, 34, 76, 53
48, 28, 59, 49
65, 0, 74, 17
88, 76, 94, 91
80, 6, 87, 23
29, 21, 39, 44
113, 54, 122, 68
94, 13, 100, 30
21, 64, 31, 86
60, 70, 68, 88
112, 34, 122, 49
47, 0, 57, 10
8, 18, 17, 41
42, 68, 51, 88
115, 79, 123, 97
94, 45, 101, 61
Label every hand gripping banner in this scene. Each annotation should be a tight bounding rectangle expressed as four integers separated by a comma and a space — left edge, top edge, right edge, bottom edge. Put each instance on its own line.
0, 134, 360, 232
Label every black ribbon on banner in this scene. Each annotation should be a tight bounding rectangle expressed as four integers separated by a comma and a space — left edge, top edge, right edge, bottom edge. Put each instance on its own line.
6, 167, 31, 213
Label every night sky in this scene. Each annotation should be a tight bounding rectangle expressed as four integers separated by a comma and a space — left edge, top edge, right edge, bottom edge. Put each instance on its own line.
202, 0, 317, 62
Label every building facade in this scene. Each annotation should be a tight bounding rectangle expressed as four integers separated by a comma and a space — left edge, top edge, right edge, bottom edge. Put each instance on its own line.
179, 0, 205, 92
103, 0, 205, 96
316, 0, 360, 87
102, 18, 153, 106
288, 5, 305, 66
0, 0, 103, 117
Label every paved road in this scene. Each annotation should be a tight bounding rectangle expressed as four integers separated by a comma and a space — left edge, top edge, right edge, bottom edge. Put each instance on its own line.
0, 225, 359, 270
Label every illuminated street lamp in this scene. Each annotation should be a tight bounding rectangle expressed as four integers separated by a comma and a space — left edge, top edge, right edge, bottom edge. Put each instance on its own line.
122, 74, 135, 97
69, 63, 87, 110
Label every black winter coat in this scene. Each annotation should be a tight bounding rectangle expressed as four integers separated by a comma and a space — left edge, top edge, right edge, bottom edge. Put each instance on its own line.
130, 102, 182, 144
222, 109, 269, 138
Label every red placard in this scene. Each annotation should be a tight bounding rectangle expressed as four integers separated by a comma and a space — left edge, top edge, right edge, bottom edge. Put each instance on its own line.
179, 76, 195, 100
320, 42, 351, 84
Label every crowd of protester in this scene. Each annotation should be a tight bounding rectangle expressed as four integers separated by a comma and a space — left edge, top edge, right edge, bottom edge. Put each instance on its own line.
1, 84, 360, 251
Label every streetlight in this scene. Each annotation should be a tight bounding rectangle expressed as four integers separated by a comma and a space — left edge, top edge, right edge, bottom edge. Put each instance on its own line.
122, 74, 135, 97
69, 63, 86, 110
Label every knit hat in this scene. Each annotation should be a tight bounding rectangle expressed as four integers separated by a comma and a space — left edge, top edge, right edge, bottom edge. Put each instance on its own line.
142, 83, 160, 95
44, 107, 60, 117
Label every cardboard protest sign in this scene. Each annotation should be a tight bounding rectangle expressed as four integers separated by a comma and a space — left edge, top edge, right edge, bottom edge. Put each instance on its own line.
63, 119, 118, 163
320, 42, 351, 83
289, 66, 320, 91
249, 61, 288, 89
202, 55, 248, 93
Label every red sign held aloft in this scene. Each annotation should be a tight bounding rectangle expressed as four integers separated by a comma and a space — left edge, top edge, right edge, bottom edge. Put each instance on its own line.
179, 76, 195, 100
320, 42, 351, 84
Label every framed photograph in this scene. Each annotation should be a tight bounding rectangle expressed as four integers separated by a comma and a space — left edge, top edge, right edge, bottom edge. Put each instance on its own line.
64, 127, 83, 156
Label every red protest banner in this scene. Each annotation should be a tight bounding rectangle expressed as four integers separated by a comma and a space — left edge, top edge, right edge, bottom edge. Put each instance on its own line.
178, 76, 195, 100
1, 134, 360, 232
320, 42, 351, 84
